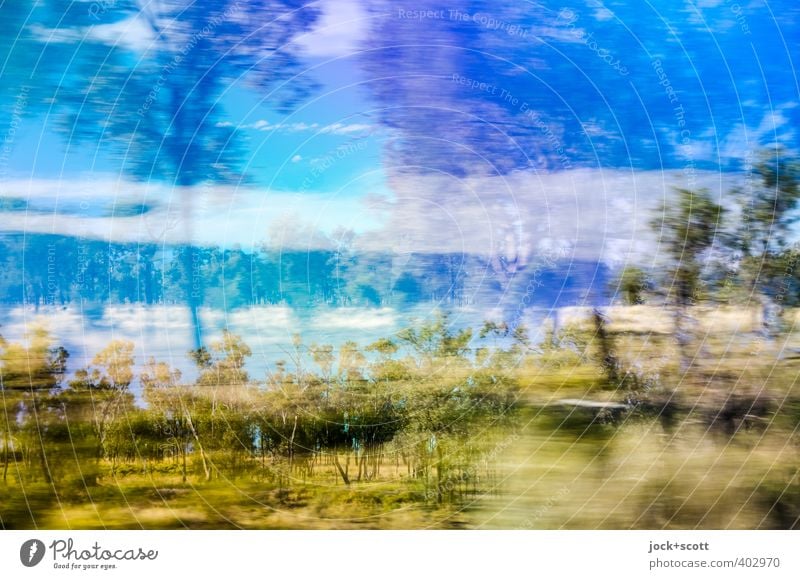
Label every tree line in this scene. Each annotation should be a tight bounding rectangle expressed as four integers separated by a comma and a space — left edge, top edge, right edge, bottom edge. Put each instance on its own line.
0, 315, 524, 498
0, 234, 604, 311
617, 151, 800, 322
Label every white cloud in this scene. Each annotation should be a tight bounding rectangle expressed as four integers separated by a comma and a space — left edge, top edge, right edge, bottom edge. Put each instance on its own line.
291, 155, 303, 163
319, 122, 373, 135
296, 0, 370, 58
252, 119, 275, 130
0, 177, 376, 247
87, 14, 157, 52
244, 119, 371, 135
312, 307, 397, 330
716, 106, 797, 161
0, 176, 149, 201
357, 167, 744, 266
530, 25, 588, 44
0, 304, 302, 376
290, 122, 319, 132
0, 168, 746, 267
593, 7, 615, 21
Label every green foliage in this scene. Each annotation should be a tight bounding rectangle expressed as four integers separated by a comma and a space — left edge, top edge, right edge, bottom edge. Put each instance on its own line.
0, 319, 521, 507
397, 312, 473, 366
651, 187, 725, 306
616, 266, 650, 305
629, 150, 800, 309
2, 317, 800, 529
745, 150, 800, 253
192, 330, 251, 387
0, 326, 63, 391
732, 152, 800, 304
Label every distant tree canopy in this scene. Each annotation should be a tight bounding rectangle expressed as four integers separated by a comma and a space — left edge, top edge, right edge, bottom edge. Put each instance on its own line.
0, 318, 521, 489
628, 150, 800, 309
651, 187, 726, 307
0, 233, 606, 311
1, 0, 321, 348
614, 267, 650, 306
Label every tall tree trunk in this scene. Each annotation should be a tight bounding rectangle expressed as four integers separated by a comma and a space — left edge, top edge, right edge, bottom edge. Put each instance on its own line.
172, 60, 206, 351
2, 429, 9, 484
436, 445, 444, 503
332, 451, 350, 486
288, 415, 297, 470
181, 442, 187, 484
760, 294, 781, 340
184, 410, 211, 481
592, 308, 619, 384
357, 451, 367, 482
37, 444, 52, 484
183, 244, 203, 352
674, 306, 692, 376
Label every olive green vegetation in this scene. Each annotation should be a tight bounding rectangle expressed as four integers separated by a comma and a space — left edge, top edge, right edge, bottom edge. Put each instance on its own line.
2, 153, 800, 529
473, 310, 800, 529
0, 316, 524, 529
1, 308, 800, 529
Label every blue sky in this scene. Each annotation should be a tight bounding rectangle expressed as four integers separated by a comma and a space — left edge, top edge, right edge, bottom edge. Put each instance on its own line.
0, 0, 798, 265
0, 0, 797, 366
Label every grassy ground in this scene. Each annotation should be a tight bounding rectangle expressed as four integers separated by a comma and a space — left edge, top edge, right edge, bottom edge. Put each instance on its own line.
469, 318, 800, 529
0, 468, 473, 529
2, 308, 799, 529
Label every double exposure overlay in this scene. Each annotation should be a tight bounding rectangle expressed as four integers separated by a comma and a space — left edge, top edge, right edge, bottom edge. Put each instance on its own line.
0, 0, 799, 530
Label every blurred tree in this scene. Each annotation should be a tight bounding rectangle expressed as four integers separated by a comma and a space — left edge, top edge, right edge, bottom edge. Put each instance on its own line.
0, 328, 69, 483
650, 187, 724, 373
734, 150, 800, 333
652, 188, 725, 307
61, 340, 136, 480
615, 266, 650, 305
3, 0, 320, 348
397, 312, 473, 370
